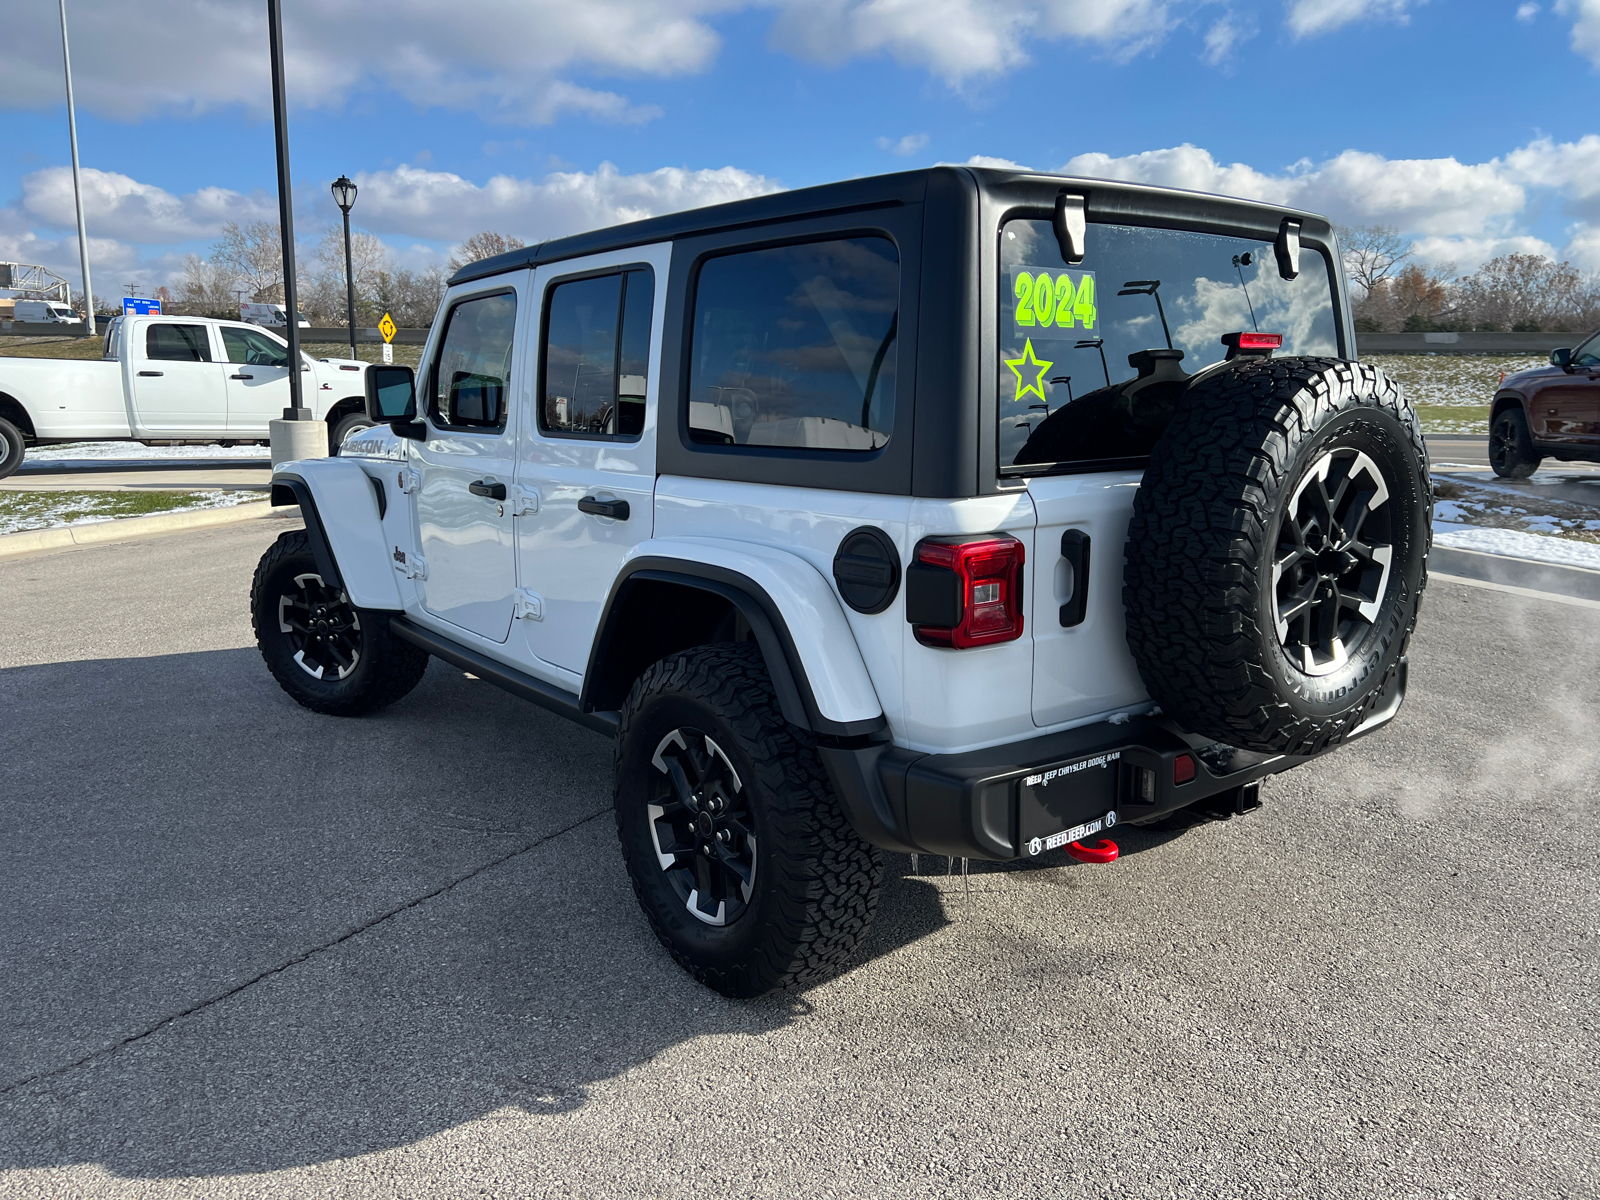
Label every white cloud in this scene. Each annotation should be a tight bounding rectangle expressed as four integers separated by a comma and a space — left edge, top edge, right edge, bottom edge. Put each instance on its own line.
332, 162, 782, 244
0, 0, 1186, 125
1056, 143, 1525, 235
1408, 234, 1559, 274
1202, 12, 1259, 65
1285, 0, 1415, 37
771, 0, 1176, 82
1555, 0, 1600, 64
18, 168, 276, 244
1517, 3, 1541, 20
0, 0, 721, 124
879, 133, 930, 156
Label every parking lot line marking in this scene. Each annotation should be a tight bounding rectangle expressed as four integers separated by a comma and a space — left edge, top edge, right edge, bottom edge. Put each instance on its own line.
1431, 571, 1600, 610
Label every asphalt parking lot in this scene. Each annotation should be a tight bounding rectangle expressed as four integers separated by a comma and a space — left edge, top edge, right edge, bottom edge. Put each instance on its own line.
0, 522, 1594, 1199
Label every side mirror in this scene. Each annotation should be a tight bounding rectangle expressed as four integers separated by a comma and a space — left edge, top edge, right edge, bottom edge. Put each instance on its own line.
1552, 348, 1574, 371
366, 364, 417, 423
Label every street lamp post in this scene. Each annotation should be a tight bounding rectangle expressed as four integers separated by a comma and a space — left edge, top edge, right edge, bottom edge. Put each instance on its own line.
331, 175, 358, 361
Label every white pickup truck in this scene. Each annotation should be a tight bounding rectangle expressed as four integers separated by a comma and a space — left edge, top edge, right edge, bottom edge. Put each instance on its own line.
0, 314, 374, 478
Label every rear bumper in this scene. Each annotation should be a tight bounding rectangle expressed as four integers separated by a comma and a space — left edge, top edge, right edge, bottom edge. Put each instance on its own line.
821, 659, 1405, 860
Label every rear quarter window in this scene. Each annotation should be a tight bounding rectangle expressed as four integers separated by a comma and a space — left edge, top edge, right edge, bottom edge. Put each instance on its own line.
688, 237, 899, 452
997, 219, 1339, 473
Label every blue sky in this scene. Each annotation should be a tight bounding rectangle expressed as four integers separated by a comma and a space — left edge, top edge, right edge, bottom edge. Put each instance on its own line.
3, 0, 1599, 298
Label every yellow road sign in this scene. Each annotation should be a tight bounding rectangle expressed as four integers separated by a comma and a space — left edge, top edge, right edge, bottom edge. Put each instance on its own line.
378, 312, 397, 343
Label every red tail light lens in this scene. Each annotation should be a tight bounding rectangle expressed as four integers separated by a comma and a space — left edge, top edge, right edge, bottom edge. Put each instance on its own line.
1174, 754, 1196, 785
1236, 332, 1283, 350
909, 534, 1026, 648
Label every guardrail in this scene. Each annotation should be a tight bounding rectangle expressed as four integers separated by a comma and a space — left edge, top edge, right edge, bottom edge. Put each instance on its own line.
1356, 331, 1578, 355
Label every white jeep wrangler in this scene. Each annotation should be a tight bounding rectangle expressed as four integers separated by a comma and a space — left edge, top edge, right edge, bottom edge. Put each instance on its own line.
250, 167, 1430, 997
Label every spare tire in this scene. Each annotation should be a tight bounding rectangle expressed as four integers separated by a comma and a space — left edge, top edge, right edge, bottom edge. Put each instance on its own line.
1123, 357, 1430, 756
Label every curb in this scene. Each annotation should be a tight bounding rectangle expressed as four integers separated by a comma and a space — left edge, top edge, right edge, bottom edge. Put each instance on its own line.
1432, 544, 1600, 603
0, 500, 298, 560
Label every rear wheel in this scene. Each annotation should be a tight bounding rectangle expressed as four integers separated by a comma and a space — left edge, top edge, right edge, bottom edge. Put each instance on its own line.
613, 643, 882, 997
0, 417, 26, 481
1489, 407, 1541, 479
250, 529, 428, 715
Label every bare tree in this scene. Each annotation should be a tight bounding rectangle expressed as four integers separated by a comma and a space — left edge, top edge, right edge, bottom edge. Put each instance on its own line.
1455, 254, 1585, 331
210, 220, 287, 303
174, 253, 245, 317
446, 230, 526, 273
1337, 224, 1412, 298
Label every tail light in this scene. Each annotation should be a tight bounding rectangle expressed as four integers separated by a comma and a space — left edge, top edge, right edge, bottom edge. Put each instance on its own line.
905, 534, 1026, 648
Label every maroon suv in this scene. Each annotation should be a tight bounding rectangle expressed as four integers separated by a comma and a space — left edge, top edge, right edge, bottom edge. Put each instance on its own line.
1490, 331, 1600, 477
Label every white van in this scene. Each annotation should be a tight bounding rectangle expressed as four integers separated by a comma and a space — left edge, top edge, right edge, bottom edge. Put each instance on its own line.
14, 300, 80, 323
239, 302, 310, 328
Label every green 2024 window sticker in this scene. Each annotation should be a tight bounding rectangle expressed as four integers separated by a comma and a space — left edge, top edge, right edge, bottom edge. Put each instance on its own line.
1011, 267, 1097, 331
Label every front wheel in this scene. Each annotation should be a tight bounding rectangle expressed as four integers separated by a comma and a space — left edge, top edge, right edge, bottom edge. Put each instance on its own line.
1489, 407, 1541, 479
329, 410, 375, 456
613, 643, 882, 998
0, 417, 26, 480
250, 529, 428, 715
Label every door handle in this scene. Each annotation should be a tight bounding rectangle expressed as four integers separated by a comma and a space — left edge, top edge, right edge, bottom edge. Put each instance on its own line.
1059, 529, 1091, 627
137, 370, 163, 377
468, 479, 507, 500
578, 496, 630, 521
230, 373, 253, 380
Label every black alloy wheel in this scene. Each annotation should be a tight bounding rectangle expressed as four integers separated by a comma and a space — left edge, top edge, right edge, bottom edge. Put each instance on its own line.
646, 728, 758, 927
1489, 408, 1540, 479
278, 572, 363, 680
1272, 447, 1394, 677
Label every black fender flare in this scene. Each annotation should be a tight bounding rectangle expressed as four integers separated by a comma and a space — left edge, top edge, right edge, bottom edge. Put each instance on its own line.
581, 557, 887, 741
269, 473, 345, 590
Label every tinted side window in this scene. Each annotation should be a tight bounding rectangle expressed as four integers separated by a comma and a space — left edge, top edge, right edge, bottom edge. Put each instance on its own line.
102, 317, 122, 361
221, 327, 289, 367
430, 291, 516, 431
1572, 332, 1600, 369
541, 267, 654, 439
689, 238, 898, 451
146, 323, 212, 362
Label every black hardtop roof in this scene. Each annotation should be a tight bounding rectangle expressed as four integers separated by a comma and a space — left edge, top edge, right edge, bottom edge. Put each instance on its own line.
448, 165, 1330, 287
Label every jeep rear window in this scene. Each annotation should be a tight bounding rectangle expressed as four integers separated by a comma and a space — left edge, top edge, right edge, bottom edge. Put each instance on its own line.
689, 237, 898, 452
997, 219, 1338, 473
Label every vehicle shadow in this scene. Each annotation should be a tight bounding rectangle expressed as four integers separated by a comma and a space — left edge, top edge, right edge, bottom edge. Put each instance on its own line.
0, 647, 951, 1179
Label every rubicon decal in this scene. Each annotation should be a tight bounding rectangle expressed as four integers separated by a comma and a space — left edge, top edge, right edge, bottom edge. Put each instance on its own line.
1025, 751, 1120, 789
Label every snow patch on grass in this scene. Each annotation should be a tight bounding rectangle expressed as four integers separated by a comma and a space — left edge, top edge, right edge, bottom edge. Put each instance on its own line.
0, 490, 260, 536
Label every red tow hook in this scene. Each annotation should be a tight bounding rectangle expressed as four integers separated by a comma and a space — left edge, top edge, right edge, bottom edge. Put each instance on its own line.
1066, 839, 1119, 864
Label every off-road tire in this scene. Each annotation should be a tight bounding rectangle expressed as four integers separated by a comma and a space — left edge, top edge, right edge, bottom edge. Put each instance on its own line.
329, 410, 375, 456
1124, 358, 1430, 756
0, 417, 25, 480
613, 643, 882, 998
250, 529, 428, 716
1489, 407, 1541, 479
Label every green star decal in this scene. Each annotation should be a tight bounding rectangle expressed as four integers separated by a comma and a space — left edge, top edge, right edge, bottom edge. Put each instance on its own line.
1006, 338, 1053, 405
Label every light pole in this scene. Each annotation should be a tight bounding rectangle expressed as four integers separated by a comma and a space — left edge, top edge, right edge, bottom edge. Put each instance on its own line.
331, 175, 358, 361
268, 0, 305, 421
265, 0, 327, 466
58, 0, 94, 336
